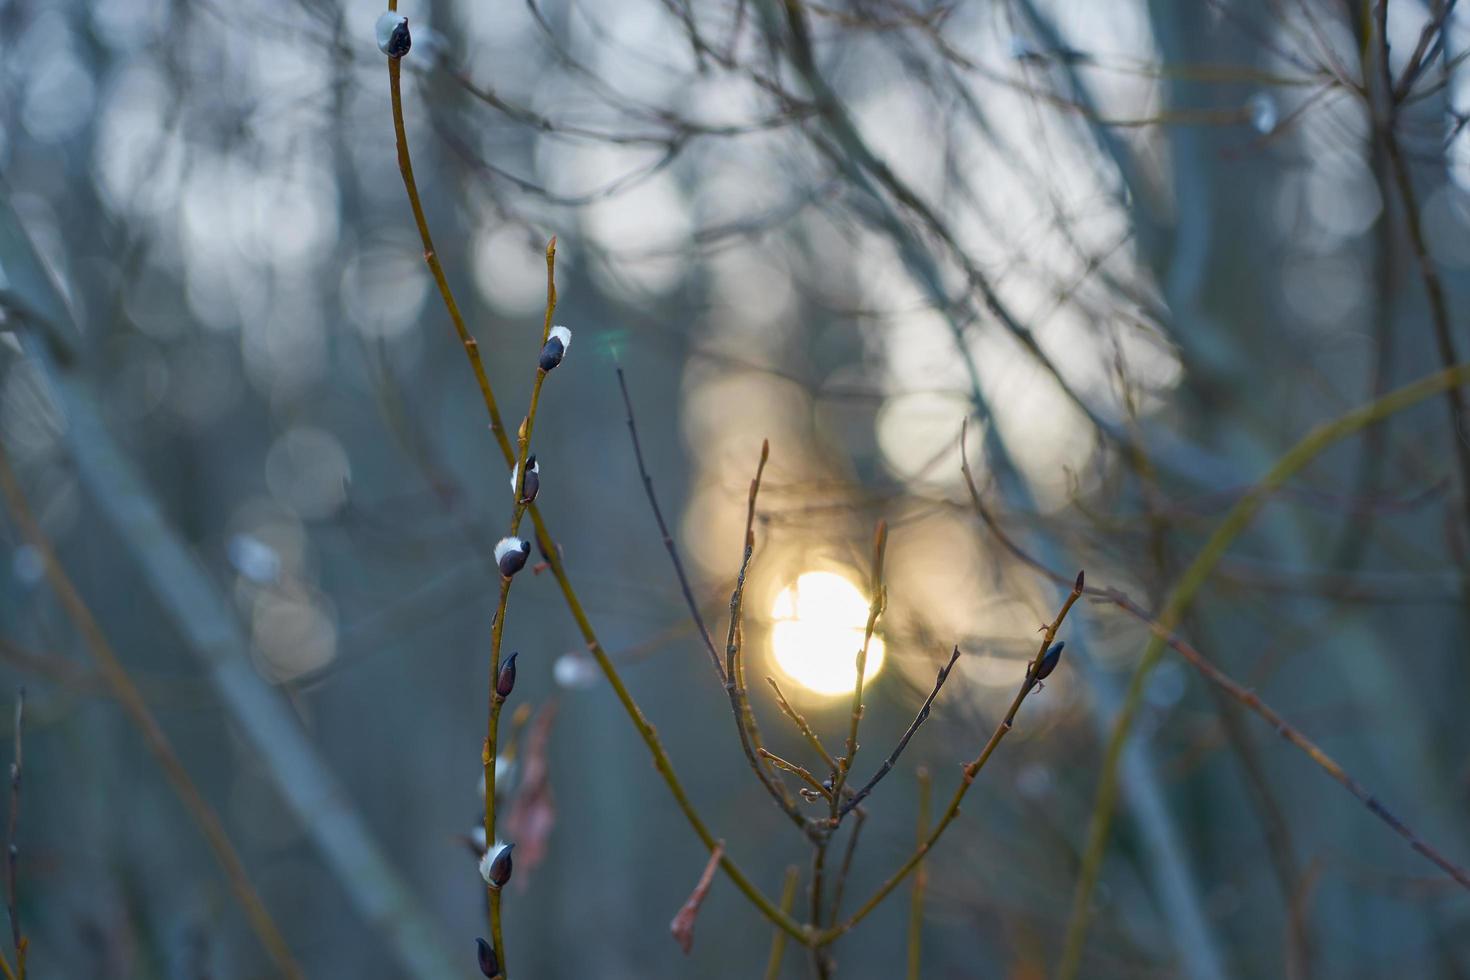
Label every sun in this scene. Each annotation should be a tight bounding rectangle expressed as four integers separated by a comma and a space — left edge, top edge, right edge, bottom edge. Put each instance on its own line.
769, 570, 886, 697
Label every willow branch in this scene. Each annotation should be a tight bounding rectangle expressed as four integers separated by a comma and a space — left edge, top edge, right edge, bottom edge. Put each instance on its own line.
383, 45, 803, 943
485, 576, 512, 964
508, 238, 558, 537
481, 239, 558, 974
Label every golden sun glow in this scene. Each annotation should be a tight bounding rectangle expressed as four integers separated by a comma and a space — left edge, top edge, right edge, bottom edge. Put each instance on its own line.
769, 571, 885, 697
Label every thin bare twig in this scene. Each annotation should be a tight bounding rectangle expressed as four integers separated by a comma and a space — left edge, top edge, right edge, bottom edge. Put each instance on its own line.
1381, 125, 1470, 537
721, 441, 815, 837
616, 366, 726, 682
825, 803, 866, 926
832, 522, 888, 807
482, 239, 558, 973
840, 647, 961, 817
382, 42, 804, 940
765, 676, 838, 771
759, 748, 834, 803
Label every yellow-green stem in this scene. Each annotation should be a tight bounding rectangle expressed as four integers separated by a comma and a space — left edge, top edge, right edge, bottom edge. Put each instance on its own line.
764, 867, 801, 979
385, 47, 803, 946
509, 239, 558, 537
906, 768, 931, 980
490, 887, 505, 976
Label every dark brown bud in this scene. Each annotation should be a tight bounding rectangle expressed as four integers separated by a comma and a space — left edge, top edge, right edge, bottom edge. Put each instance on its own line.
495, 538, 531, 578
496, 652, 518, 699
476, 937, 500, 977
375, 12, 411, 58
487, 843, 514, 888
520, 455, 540, 503
1034, 641, 1064, 681
1074, 569, 1085, 593
538, 326, 572, 372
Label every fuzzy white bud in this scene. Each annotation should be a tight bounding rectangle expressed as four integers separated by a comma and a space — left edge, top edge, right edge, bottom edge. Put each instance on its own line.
494, 537, 531, 577
538, 325, 572, 372
511, 456, 540, 502
375, 12, 410, 58
479, 840, 514, 887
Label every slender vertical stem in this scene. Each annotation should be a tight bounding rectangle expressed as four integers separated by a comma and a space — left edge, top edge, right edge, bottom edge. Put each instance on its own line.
721, 442, 813, 834
1381, 129, 1470, 535
808, 842, 832, 979
509, 240, 558, 538
483, 239, 557, 974
905, 768, 931, 980
489, 889, 505, 977
840, 647, 960, 817
764, 867, 802, 980
5, 691, 21, 980
1374, 0, 1470, 540
383, 33, 801, 944
825, 805, 866, 925
386, 57, 511, 451
484, 581, 511, 966
617, 366, 726, 682
833, 522, 887, 803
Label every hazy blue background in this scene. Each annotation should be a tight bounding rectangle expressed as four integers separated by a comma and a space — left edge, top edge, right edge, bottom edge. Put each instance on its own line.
2, 0, 1470, 976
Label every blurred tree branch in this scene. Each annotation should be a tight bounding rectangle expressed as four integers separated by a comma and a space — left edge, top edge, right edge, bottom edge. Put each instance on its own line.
0, 191, 458, 977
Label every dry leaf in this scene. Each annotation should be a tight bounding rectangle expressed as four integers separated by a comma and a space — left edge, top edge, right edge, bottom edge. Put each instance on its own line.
670, 842, 724, 956
505, 700, 558, 888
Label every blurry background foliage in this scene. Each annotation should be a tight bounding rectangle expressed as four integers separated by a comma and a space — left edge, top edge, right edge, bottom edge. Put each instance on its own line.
2, 0, 1470, 976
